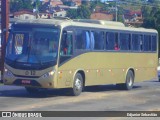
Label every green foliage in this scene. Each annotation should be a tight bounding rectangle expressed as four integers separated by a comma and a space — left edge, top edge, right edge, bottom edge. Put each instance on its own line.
142, 17, 156, 28
66, 5, 91, 19
148, 0, 160, 4
38, 2, 48, 12
10, 0, 33, 12
10, 0, 24, 12
78, 5, 91, 19
62, 1, 71, 6
142, 6, 160, 29
141, 6, 152, 18
66, 9, 78, 19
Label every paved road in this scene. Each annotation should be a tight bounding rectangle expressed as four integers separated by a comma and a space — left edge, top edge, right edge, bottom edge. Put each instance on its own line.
0, 79, 160, 119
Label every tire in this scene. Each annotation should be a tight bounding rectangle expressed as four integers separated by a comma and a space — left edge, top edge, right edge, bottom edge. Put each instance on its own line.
116, 70, 134, 90
71, 73, 83, 96
25, 87, 40, 94
124, 70, 134, 90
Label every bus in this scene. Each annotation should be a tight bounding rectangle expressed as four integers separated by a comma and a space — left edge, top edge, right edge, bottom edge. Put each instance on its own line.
3, 18, 158, 96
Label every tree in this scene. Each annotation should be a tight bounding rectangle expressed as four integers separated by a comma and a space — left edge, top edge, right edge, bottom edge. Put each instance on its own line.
78, 5, 91, 19
66, 9, 78, 19
66, 5, 91, 19
148, 0, 160, 4
10, 0, 24, 12
141, 6, 152, 18
142, 17, 156, 28
10, 0, 33, 12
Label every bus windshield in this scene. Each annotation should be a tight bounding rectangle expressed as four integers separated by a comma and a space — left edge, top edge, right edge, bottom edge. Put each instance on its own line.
6, 28, 60, 66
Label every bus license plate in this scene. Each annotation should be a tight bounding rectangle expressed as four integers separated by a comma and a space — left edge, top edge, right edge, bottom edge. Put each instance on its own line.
21, 80, 31, 84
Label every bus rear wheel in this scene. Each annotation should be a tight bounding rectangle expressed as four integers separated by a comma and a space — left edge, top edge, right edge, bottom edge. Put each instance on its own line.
71, 73, 83, 96
116, 70, 134, 90
124, 70, 134, 90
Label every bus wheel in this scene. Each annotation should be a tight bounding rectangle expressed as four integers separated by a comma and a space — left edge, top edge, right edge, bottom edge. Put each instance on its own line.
116, 70, 134, 90
125, 70, 134, 90
71, 73, 83, 96
25, 87, 39, 94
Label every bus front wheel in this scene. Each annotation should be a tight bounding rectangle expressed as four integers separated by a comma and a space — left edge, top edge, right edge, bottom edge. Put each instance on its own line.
71, 73, 83, 96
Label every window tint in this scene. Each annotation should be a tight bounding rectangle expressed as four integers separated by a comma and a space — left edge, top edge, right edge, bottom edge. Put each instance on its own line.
85, 31, 90, 49
152, 35, 157, 51
75, 29, 83, 49
90, 31, 95, 49
119, 33, 131, 50
132, 34, 142, 51
144, 35, 151, 51
75, 30, 90, 50
94, 31, 104, 50
106, 32, 119, 50
61, 31, 73, 55
139, 35, 143, 51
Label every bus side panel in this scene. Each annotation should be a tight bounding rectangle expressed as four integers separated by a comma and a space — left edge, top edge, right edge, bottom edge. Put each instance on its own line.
56, 52, 157, 88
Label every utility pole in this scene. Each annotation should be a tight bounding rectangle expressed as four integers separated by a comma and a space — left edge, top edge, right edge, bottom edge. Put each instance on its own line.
1, 0, 9, 82
115, 0, 117, 21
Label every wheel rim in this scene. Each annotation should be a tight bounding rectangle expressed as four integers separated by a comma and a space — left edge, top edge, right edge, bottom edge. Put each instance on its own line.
128, 76, 133, 87
75, 78, 82, 91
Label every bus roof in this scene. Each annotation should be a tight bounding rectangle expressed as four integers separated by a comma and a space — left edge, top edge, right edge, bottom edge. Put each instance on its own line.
13, 18, 158, 34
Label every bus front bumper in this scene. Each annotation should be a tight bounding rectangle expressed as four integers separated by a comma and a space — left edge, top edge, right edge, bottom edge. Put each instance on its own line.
3, 74, 55, 89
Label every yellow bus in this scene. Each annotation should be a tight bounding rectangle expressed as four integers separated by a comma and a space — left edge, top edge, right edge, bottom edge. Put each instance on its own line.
3, 18, 158, 96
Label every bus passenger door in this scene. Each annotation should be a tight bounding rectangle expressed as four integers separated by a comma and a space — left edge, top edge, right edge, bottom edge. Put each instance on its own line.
59, 30, 73, 63
58, 30, 73, 88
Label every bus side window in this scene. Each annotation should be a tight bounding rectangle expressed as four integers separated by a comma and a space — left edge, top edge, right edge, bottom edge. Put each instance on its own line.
132, 34, 140, 51
114, 33, 119, 50
61, 31, 73, 56
66, 34, 73, 55
119, 33, 131, 50
90, 31, 95, 49
139, 35, 143, 51
75, 30, 87, 50
106, 32, 116, 50
85, 31, 90, 49
94, 31, 104, 50
152, 35, 157, 51
144, 35, 151, 51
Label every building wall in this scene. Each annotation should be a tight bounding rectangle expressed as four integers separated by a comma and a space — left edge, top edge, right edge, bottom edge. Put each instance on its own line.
14, 14, 36, 20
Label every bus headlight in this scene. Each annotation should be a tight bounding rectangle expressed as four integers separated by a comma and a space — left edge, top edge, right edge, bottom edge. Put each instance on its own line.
42, 70, 55, 78
4, 68, 14, 77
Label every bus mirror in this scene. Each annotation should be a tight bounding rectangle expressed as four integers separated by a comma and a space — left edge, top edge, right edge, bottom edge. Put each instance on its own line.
8, 29, 12, 33
2, 28, 12, 33
2, 28, 7, 33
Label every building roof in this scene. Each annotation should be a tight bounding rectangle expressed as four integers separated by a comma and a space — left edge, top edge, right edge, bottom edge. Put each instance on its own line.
50, 0, 63, 7
13, 10, 34, 16
90, 12, 113, 21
